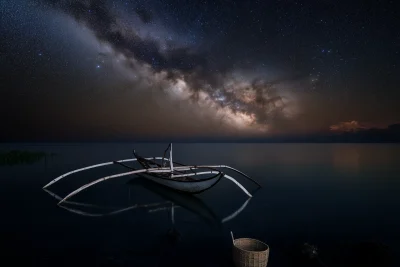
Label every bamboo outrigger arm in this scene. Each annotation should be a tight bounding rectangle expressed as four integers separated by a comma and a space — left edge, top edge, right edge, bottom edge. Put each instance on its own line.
42, 159, 260, 189
58, 168, 168, 204
170, 171, 253, 197
43, 157, 157, 189
57, 167, 252, 204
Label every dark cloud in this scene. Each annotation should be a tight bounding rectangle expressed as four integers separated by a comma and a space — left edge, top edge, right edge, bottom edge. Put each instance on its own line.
135, 7, 153, 24
330, 121, 366, 132
46, 0, 115, 31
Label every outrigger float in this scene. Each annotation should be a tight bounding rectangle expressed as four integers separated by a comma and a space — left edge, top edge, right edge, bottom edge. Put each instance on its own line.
43, 143, 261, 204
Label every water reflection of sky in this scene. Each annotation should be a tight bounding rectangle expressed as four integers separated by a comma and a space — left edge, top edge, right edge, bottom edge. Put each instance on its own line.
332, 145, 361, 173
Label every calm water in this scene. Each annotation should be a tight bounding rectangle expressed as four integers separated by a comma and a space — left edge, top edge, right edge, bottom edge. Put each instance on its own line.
1, 143, 399, 266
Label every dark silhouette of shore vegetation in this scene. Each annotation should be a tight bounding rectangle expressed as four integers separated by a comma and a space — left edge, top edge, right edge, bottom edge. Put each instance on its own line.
0, 150, 55, 166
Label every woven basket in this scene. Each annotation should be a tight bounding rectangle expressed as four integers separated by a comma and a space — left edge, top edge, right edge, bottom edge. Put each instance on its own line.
231, 232, 269, 267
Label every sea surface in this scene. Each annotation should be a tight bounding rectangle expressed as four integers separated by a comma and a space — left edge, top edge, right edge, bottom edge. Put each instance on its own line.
0, 143, 399, 267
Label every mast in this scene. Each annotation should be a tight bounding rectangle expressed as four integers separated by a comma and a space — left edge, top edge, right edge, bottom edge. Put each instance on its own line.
169, 143, 173, 172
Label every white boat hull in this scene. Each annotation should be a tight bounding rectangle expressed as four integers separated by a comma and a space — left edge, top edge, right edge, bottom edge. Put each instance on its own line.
137, 173, 223, 194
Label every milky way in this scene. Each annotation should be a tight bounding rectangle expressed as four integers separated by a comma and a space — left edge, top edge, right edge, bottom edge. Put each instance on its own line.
1, 0, 399, 140
34, 0, 300, 134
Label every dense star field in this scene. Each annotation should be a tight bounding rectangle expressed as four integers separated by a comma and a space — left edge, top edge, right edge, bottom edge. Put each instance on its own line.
1, 0, 399, 140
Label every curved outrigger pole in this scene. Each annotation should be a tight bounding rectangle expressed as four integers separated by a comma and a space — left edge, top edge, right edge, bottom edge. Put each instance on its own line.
58, 167, 253, 204
43, 143, 261, 203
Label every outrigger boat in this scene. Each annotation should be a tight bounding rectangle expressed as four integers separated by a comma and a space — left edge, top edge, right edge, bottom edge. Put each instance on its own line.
43, 143, 261, 204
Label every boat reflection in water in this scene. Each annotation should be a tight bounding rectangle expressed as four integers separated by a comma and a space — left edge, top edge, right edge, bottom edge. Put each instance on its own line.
43, 176, 255, 265
43, 177, 252, 230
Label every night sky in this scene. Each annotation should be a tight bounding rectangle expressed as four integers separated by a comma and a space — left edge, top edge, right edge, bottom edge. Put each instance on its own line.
1, 0, 399, 141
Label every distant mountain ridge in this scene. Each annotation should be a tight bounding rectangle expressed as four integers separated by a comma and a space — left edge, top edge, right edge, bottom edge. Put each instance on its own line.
257, 123, 400, 143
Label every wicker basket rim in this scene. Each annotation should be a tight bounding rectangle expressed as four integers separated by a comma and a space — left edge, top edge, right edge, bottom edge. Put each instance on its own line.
233, 238, 269, 253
